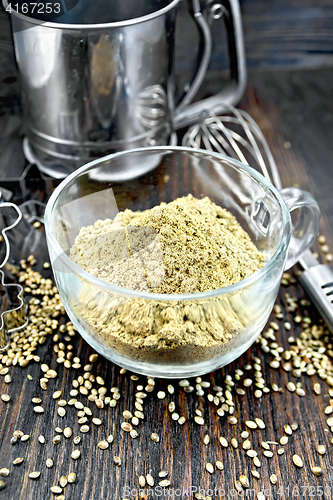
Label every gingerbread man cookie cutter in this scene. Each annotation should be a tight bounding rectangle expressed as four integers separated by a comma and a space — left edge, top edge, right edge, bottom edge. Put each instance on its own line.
0, 200, 28, 351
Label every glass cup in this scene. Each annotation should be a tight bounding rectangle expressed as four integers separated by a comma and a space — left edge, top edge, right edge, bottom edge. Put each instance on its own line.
44, 147, 320, 377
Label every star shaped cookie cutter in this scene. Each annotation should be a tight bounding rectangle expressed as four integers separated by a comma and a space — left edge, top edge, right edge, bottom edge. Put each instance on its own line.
0, 200, 28, 352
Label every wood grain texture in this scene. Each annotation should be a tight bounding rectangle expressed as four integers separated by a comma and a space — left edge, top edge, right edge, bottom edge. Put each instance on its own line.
1, 1, 333, 496
0, 73, 333, 499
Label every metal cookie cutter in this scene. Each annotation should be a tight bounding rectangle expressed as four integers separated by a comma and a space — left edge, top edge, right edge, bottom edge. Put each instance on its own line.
0, 200, 28, 351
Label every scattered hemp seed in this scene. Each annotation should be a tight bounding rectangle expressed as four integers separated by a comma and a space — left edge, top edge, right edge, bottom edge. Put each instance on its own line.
206, 463, 214, 474
113, 456, 121, 466
284, 425, 292, 436
68, 472, 77, 483
239, 475, 250, 488
159, 480, 171, 487
29, 471, 40, 479
64, 427, 72, 438
58, 407, 66, 417
287, 382, 296, 392
311, 467, 322, 476
46, 459, 53, 468
194, 416, 204, 425
231, 438, 238, 449
121, 422, 132, 432
0, 481, 5, 490
13, 457, 24, 466
317, 445, 326, 455
246, 421, 257, 430
1, 394, 10, 403
71, 450, 81, 460
219, 437, 228, 447
292, 455, 303, 468
216, 461, 224, 470
146, 474, 154, 487
92, 418, 102, 426
235, 480, 243, 492
151, 433, 160, 443
243, 440, 251, 450
50, 486, 62, 494
255, 418, 265, 429
97, 441, 109, 450
203, 435, 210, 445
0, 469, 9, 477
159, 471, 168, 478
33, 406, 44, 414
139, 476, 146, 487
59, 476, 67, 487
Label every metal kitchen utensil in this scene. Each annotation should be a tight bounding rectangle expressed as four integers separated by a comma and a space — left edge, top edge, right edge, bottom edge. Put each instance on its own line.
0, 198, 28, 351
0, 269, 27, 351
5, 0, 246, 178
299, 251, 333, 332
182, 105, 282, 189
183, 105, 333, 331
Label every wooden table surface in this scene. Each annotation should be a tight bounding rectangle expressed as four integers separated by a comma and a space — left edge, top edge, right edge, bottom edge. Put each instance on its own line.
1, 3, 333, 500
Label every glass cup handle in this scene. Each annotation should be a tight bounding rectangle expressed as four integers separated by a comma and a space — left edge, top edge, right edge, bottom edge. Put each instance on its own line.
280, 187, 321, 271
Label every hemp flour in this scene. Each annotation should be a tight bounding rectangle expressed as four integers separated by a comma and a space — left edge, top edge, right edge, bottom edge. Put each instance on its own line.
70, 195, 265, 365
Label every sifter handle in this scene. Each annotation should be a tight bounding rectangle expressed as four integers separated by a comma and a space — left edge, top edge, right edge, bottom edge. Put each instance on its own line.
173, 0, 247, 130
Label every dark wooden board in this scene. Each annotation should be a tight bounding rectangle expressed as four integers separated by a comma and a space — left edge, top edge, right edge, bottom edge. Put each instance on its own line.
0, 71, 333, 500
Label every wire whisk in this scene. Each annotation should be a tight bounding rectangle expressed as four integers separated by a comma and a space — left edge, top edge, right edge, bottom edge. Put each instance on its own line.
182, 103, 282, 190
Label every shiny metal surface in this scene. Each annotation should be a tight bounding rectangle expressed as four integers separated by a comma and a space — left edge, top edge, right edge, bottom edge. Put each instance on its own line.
299, 262, 333, 332
4, 0, 246, 177
8, 0, 178, 176
173, 0, 246, 129
299, 248, 321, 269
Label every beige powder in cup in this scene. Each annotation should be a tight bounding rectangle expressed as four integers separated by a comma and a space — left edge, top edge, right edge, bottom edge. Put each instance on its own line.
70, 195, 265, 364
